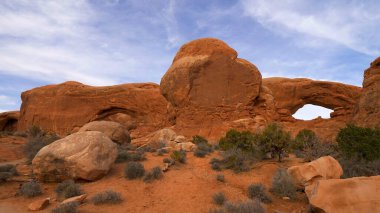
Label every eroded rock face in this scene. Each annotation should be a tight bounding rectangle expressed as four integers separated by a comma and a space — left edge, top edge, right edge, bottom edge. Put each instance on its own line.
353, 57, 380, 127
0, 111, 19, 132
32, 131, 117, 182
307, 176, 380, 213
18, 82, 171, 138
79, 121, 131, 145
288, 156, 343, 196
161, 38, 262, 108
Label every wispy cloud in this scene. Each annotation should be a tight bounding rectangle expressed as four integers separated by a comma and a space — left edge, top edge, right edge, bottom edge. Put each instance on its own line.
241, 0, 380, 56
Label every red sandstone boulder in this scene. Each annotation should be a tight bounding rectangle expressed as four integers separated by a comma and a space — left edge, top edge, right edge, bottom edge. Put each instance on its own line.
307, 176, 380, 213
79, 121, 130, 145
0, 111, 19, 132
18, 82, 171, 138
353, 57, 380, 127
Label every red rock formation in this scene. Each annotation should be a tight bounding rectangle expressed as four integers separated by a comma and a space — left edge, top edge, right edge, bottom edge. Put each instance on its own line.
0, 111, 19, 132
353, 57, 380, 127
18, 81, 171, 138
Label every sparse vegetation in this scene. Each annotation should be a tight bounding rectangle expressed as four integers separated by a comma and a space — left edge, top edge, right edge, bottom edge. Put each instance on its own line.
339, 158, 380, 178
213, 192, 226, 205
257, 123, 291, 162
271, 168, 297, 200
220, 148, 250, 173
219, 130, 257, 153
143, 166, 163, 183
247, 183, 272, 203
193, 136, 213, 158
337, 124, 380, 162
216, 174, 225, 182
192, 135, 208, 145
51, 201, 79, 213
292, 129, 318, 151
115, 145, 146, 163
209, 200, 264, 213
125, 162, 145, 179
0, 164, 17, 183
91, 190, 122, 205
55, 180, 82, 199
210, 158, 222, 171
24, 126, 60, 163
163, 158, 175, 165
18, 181, 42, 198
170, 150, 187, 163
157, 148, 169, 156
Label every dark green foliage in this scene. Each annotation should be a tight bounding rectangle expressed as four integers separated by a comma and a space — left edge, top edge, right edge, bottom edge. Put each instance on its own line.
18, 181, 42, 197
221, 200, 265, 213
339, 158, 380, 178
125, 162, 145, 179
55, 180, 82, 199
51, 202, 79, 213
337, 124, 380, 161
192, 135, 208, 145
194, 149, 208, 158
143, 166, 163, 183
258, 123, 291, 162
24, 127, 60, 163
302, 142, 338, 162
91, 190, 122, 205
292, 129, 318, 151
247, 183, 272, 203
216, 174, 225, 182
218, 130, 257, 153
213, 192, 226, 205
0, 164, 17, 183
170, 150, 187, 163
271, 169, 296, 199
220, 148, 250, 173
115, 147, 146, 163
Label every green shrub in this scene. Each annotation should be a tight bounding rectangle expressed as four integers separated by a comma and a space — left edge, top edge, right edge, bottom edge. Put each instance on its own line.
192, 135, 208, 145
218, 130, 257, 153
339, 158, 380, 178
220, 148, 250, 173
194, 149, 208, 158
24, 128, 60, 163
125, 162, 145, 179
0, 164, 17, 183
143, 166, 163, 183
223, 200, 264, 213
216, 174, 225, 182
18, 181, 42, 197
303, 142, 338, 162
271, 168, 296, 199
163, 158, 175, 165
157, 148, 168, 156
170, 150, 187, 163
247, 183, 272, 203
55, 180, 82, 199
258, 123, 291, 162
292, 129, 318, 151
0, 172, 12, 183
91, 190, 122, 205
213, 192, 226, 205
337, 124, 380, 161
51, 201, 79, 213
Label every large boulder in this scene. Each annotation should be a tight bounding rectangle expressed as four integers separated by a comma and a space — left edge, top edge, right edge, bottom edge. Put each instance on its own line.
353, 57, 380, 127
0, 111, 19, 132
161, 38, 262, 108
79, 121, 130, 145
132, 128, 177, 148
32, 131, 117, 182
17, 82, 171, 138
287, 156, 343, 194
307, 176, 380, 213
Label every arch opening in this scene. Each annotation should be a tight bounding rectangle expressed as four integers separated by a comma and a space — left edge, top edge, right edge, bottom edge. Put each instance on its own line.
292, 104, 333, 121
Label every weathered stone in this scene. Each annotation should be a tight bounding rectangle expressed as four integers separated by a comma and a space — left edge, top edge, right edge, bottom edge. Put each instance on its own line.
28, 197, 50, 211
79, 121, 130, 144
0, 111, 19, 132
61, 194, 87, 205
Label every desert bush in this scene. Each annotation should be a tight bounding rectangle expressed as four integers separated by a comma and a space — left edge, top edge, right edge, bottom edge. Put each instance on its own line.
55, 180, 82, 199
24, 127, 60, 163
220, 148, 250, 173
0, 131, 12, 136
115, 149, 130, 163
339, 158, 380, 178
224, 200, 264, 213
292, 129, 318, 151
125, 162, 145, 179
337, 124, 380, 161
143, 166, 163, 183
51, 201, 79, 213
128, 151, 147, 161
18, 181, 42, 197
13, 131, 28, 137
163, 158, 175, 165
257, 123, 291, 162
0, 172, 12, 183
0, 164, 17, 183
91, 190, 122, 205
213, 192, 226, 205
302, 142, 338, 162
170, 150, 187, 163
271, 168, 296, 199
115, 148, 146, 163
137, 145, 156, 153
219, 130, 257, 153
194, 149, 208, 158
211, 161, 222, 171
247, 183, 272, 203
192, 135, 208, 145
216, 174, 225, 182
157, 148, 168, 156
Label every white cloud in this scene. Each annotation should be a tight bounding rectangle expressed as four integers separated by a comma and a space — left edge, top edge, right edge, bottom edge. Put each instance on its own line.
0, 95, 17, 111
293, 104, 333, 120
241, 0, 380, 56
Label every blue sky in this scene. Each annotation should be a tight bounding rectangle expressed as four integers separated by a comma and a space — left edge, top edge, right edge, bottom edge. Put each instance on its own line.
0, 0, 379, 120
